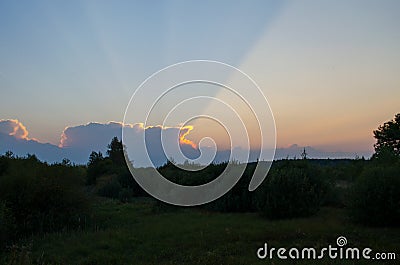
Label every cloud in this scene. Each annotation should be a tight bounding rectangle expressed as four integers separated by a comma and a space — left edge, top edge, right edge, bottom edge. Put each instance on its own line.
124, 124, 200, 167
60, 121, 123, 148
59, 122, 199, 166
1, 120, 373, 166
0, 119, 66, 163
0, 119, 29, 139
60, 121, 196, 148
0, 120, 200, 165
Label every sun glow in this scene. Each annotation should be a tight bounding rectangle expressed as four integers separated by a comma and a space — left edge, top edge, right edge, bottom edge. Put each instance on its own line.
179, 125, 197, 149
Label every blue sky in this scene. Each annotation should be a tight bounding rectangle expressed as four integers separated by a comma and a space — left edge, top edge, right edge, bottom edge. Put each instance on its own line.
0, 0, 283, 142
1, 0, 399, 156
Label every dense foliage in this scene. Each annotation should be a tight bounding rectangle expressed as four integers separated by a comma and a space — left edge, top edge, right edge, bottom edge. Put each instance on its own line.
373, 113, 400, 158
347, 113, 400, 226
88, 136, 399, 227
0, 200, 15, 249
205, 163, 257, 212
0, 155, 89, 247
86, 137, 146, 201
351, 161, 400, 226
255, 160, 328, 219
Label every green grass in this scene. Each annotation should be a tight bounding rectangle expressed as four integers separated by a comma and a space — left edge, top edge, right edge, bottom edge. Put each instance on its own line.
3, 198, 400, 265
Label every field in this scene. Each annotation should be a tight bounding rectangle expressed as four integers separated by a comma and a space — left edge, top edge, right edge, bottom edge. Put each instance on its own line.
4, 198, 399, 265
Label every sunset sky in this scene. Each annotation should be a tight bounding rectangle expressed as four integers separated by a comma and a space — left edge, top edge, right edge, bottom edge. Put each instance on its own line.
1, 0, 399, 158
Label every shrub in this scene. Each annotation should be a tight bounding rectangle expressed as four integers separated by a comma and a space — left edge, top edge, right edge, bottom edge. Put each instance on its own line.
351, 165, 400, 226
205, 163, 256, 212
96, 177, 122, 199
87, 159, 113, 185
117, 169, 147, 197
86, 152, 113, 185
0, 156, 8, 176
0, 158, 90, 236
0, 201, 15, 249
256, 161, 328, 219
322, 185, 348, 208
118, 188, 134, 203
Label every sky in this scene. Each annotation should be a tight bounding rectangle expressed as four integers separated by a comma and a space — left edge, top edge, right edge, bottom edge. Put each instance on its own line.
1, 0, 400, 162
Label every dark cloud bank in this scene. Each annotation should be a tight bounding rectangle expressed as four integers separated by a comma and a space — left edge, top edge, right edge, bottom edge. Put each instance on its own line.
0, 120, 372, 166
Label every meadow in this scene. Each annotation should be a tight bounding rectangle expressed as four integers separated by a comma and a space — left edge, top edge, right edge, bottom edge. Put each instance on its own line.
3, 198, 400, 265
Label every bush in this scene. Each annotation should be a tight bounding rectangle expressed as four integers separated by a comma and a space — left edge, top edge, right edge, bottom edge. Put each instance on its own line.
351, 165, 400, 226
205, 163, 256, 212
256, 161, 328, 219
0, 201, 15, 249
322, 185, 348, 208
118, 188, 134, 203
87, 157, 113, 185
96, 177, 122, 199
0, 156, 8, 176
0, 158, 90, 236
117, 169, 147, 197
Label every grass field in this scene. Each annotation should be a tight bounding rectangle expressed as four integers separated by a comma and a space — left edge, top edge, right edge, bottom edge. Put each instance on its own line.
4, 198, 399, 265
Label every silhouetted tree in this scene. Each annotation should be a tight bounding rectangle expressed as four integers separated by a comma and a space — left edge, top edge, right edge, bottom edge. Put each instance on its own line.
26, 153, 39, 162
62, 158, 72, 166
301, 148, 308, 160
107, 137, 125, 166
88, 151, 103, 166
373, 113, 400, 160
86, 151, 111, 185
5, 151, 14, 159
